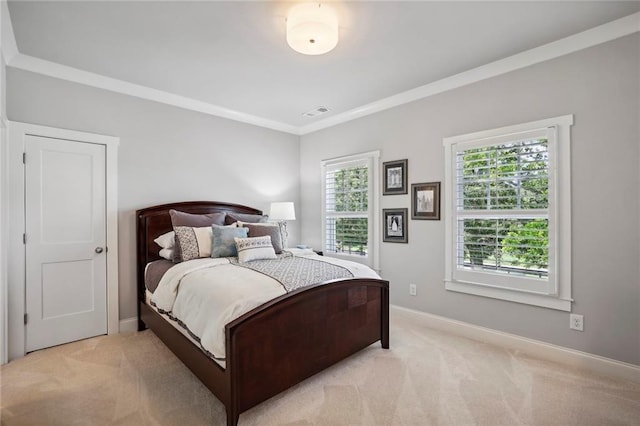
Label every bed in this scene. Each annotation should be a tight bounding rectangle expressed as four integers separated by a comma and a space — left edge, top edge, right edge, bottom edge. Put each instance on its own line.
136, 201, 390, 426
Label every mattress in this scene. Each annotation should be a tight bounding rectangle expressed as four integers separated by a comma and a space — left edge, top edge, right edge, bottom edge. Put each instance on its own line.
144, 290, 226, 368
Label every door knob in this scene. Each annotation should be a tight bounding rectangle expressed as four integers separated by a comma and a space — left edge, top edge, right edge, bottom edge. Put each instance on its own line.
95, 247, 104, 254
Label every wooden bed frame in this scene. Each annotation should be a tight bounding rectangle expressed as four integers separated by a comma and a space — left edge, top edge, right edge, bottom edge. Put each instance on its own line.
136, 201, 390, 426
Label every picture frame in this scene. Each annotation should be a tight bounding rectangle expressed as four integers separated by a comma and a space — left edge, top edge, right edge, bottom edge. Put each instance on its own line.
383, 159, 408, 195
383, 208, 408, 243
411, 182, 441, 220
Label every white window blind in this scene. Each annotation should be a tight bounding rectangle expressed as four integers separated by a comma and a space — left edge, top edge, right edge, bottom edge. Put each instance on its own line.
443, 115, 573, 311
325, 159, 369, 256
456, 128, 551, 284
322, 151, 380, 269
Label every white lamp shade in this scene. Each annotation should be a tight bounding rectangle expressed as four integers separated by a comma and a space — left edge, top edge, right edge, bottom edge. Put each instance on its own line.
269, 202, 296, 221
286, 3, 338, 55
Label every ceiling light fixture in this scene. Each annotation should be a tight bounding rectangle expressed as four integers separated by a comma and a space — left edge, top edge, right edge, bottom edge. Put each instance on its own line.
286, 3, 338, 55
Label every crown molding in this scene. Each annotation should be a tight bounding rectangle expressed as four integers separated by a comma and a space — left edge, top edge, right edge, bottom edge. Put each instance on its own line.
4, 11, 639, 136
7, 53, 301, 135
299, 11, 640, 135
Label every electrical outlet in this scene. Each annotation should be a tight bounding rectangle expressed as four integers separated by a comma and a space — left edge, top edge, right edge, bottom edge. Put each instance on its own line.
409, 283, 417, 296
570, 314, 584, 331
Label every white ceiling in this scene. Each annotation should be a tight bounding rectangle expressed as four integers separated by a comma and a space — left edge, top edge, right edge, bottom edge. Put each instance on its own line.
6, 1, 640, 133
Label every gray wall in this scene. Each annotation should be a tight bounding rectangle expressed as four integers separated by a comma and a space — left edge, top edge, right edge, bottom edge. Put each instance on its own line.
300, 34, 640, 365
7, 69, 301, 321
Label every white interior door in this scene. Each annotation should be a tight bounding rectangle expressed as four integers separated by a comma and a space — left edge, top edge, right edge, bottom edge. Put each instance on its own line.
25, 135, 107, 352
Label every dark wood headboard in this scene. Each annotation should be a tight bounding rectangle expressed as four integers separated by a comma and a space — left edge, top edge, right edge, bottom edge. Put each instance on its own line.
136, 201, 262, 300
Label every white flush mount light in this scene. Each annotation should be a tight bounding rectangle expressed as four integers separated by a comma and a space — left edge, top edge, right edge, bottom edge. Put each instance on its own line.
286, 3, 338, 55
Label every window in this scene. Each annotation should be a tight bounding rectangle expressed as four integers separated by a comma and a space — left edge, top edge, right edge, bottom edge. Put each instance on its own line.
443, 116, 573, 311
322, 151, 380, 269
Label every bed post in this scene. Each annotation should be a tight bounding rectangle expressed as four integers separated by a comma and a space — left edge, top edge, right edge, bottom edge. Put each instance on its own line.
226, 408, 239, 426
136, 211, 148, 331
381, 284, 390, 349
226, 330, 239, 426
137, 304, 147, 331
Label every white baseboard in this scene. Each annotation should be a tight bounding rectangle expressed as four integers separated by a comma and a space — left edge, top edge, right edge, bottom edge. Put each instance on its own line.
119, 317, 138, 333
390, 304, 640, 383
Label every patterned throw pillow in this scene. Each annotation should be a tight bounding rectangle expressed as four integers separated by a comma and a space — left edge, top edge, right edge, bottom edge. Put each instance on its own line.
211, 226, 249, 258
235, 236, 277, 263
174, 226, 215, 262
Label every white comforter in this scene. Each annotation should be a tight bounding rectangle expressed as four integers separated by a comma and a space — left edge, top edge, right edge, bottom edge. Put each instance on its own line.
151, 250, 380, 359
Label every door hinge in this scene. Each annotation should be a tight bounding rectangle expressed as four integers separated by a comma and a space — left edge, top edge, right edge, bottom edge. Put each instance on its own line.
23, 233, 26, 244
22, 152, 26, 164
24, 313, 28, 325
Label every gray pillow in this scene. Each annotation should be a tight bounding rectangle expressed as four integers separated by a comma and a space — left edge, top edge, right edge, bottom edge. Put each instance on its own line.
211, 226, 249, 258
169, 209, 226, 227
225, 213, 268, 225
241, 223, 284, 254
169, 209, 227, 262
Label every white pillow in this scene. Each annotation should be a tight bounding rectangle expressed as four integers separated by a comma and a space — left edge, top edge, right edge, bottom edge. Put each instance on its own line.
235, 235, 277, 263
159, 248, 174, 260
154, 231, 175, 249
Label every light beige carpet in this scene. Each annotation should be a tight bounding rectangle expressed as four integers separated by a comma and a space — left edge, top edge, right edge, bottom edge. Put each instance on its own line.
2, 307, 639, 425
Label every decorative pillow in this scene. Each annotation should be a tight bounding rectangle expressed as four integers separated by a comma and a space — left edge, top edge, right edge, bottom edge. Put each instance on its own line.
173, 226, 215, 262
211, 226, 249, 258
159, 248, 174, 260
235, 235, 277, 263
170, 210, 227, 262
240, 222, 284, 254
169, 209, 226, 227
225, 212, 268, 226
154, 231, 175, 249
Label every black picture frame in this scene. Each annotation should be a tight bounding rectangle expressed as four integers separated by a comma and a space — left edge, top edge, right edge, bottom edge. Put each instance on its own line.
411, 182, 441, 220
383, 159, 408, 195
383, 208, 408, 243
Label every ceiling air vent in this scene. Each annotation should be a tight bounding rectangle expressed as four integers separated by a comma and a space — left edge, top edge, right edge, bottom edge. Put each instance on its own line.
302, 106, 330, 118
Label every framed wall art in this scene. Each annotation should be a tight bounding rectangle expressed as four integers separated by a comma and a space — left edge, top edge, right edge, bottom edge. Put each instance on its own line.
383, 208, 408, 243
411, 182, 441, 220
383, 159, 408, 195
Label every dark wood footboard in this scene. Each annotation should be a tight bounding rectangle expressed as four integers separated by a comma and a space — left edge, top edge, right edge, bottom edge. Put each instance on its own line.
226, 278, 389, 422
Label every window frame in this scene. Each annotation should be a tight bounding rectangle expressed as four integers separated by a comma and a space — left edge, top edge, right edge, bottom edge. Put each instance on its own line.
443, 115, 573, 311
321, 151, 380, 270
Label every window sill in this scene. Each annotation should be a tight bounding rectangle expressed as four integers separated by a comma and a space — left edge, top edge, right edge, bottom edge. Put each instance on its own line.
445, 280, 572, 311
324, 251, 370, 265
